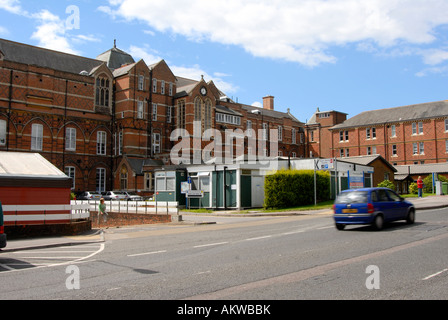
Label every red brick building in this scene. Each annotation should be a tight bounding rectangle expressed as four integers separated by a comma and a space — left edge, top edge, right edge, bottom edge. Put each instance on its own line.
329, 101, 448, 166
0, 38, 306, 197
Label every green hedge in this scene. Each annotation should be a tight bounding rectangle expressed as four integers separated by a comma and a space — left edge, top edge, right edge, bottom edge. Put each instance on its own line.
264, 169, 331, 209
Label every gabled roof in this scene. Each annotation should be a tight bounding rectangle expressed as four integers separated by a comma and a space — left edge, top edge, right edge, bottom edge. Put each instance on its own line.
332, 100, 448, 130
339, 155, 397, 172
242, 105, 304, 124
0, 152, 68, 179
0, 38, 104, 75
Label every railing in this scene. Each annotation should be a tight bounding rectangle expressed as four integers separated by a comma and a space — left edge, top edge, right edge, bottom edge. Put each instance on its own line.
2, 203, 90, 226
71, 200, 179, 215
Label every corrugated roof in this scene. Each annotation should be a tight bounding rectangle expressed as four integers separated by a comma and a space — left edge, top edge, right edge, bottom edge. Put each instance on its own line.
395, 163, 448, 175
0, 38, 103, 75
332, 100, 448, 130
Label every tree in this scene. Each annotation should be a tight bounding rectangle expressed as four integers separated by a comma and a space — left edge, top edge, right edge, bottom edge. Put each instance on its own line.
377, 180, 395, 190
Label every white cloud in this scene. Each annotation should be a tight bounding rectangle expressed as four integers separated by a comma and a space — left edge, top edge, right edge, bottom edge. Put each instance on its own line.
0, 0, 28, 16
31, 9, 79, 55
104, 0, 448, 67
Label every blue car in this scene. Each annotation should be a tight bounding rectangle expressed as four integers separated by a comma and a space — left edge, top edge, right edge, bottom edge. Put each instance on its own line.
333, 188, 415, 231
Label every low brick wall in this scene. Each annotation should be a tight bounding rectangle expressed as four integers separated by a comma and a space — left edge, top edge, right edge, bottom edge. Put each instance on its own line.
91, 211, 173, 228
5, 220, 92, 239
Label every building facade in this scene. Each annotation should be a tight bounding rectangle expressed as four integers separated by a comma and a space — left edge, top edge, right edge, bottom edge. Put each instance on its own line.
0, 38, 307, 197
329, 101, 448, 166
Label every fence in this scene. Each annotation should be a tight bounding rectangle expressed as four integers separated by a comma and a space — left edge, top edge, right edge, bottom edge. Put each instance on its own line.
2, 203, 90, 226
71, 200, 179, 215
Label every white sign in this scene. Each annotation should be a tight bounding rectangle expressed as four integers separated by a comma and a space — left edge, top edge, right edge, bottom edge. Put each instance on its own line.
316, 158, 334, 170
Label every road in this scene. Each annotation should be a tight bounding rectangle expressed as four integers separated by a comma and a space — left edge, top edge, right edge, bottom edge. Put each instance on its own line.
0, 208, 447, 301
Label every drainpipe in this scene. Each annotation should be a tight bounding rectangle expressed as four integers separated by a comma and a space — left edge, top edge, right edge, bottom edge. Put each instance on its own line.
6, 70, 13, 151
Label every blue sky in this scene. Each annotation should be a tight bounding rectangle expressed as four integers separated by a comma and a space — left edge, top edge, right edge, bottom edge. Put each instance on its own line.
2, 0, 448, 122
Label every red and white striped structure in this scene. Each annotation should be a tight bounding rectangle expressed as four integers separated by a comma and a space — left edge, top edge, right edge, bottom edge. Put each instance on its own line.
0, 152, 86, 226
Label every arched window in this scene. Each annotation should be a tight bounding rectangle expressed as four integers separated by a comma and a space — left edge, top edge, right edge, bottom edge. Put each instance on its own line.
95, 76, 111, 107
120, 165, 128, 190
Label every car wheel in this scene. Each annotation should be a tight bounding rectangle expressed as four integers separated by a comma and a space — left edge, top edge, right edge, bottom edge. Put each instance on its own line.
372, 214, 384, 231
335, 223, 346, 230
406, 209, 415, 224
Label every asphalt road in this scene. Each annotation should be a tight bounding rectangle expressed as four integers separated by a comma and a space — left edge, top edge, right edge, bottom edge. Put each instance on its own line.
0, 208, 447, 301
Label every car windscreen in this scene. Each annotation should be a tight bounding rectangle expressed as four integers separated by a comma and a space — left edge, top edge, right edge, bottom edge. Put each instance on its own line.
335, 191, 369, 204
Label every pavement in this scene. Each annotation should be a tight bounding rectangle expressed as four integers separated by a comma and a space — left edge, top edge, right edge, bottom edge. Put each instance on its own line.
1, 195, 448, 253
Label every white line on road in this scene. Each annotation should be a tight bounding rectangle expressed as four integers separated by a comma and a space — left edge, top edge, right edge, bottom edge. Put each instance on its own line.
194, 242, 229, 248
245, 235, 273, 241
127, 250, 167, 257
422, 268, 448, 280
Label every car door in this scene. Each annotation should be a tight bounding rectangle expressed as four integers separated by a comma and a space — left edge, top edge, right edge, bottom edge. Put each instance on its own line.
375, 189, 395, 221
385, 189, 406, 220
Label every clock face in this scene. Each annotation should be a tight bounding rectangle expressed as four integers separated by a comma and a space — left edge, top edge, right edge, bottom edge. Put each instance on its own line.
200, 87, 207, 96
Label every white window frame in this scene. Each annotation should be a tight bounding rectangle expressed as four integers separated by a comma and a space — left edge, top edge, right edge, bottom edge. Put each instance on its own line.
0, 119, 6, 146
152, 103, 157, 121
65, 127, 76, 151
96, 168, 106, 192
31, 123, 43, 151
97, 131, 107, 155
65, 166, 76, 190
153, 133, 161, 154
137, 100, 144, 119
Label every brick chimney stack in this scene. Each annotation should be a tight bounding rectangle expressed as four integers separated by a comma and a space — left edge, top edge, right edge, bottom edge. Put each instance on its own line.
263, 95, 274, 110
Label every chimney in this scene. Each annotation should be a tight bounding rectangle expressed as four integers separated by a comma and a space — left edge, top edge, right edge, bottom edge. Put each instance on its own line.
263, 95, 274, 110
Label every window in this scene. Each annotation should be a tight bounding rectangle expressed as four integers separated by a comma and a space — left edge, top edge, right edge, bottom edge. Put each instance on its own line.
340, 149, 344, 157
391, 125, 396, 137
153, 133, 160, 154
31, 123, 43, 151
144, 172, 154, 191
65, 166, 75, 190
345, 149, 349, 157
0, 119, 6, 145
372, 128, 376, 139
167, 106, 172, 123
278, 126, 283, 141
366, 128, 370, 139
169, 83, 173, 96
340, 130, 349, 142
446, 140, 448, 153
445, 119, 448, 132
310, 131, 314, 142
155, 171, 175, 191
419, 142, 424, 154
65, 127, 76, 151
152, 103, 157, 121
120, 166, 128, 190
137, 100, 144, 119
247, 120, 252, 137
161, 80, 165, 95
292, 152, 297, 158
392, 144, 397, 156
292, 128, 296, 144
413, 122, 423, 135
367, 146, 376, 155
95, 76, 110, 107
413, 143, 418, 155
204, 100, 212, 130
138, 74, 145, 91
263, 123, 268, 140
152, 78, 157, 93
97, 131, 107, 155
96, 168, 106, 192
178, 100, 186, 129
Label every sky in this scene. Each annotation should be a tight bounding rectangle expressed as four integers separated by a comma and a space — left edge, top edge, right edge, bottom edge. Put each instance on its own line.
1, 0, 448, 123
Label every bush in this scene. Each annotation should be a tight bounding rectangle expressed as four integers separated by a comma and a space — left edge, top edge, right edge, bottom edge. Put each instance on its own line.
423, 174, 448, 193
264, 169, 331, 209
409, 182, 418, 195
377, 180, 395, 190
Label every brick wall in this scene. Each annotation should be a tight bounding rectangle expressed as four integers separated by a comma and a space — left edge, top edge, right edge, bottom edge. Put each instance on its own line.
91, 211, 172, 228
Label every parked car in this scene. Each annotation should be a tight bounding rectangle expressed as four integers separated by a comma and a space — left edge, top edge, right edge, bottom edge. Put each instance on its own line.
0, 201, 6, 249
122, 192, 143, 201
333, 187, 415, 231
103, 191, 127, 201
76, 191, 103, 200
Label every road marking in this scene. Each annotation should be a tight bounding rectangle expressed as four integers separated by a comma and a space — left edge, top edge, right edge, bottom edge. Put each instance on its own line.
316, 226, 333, 230
245, 235, 272, 241
422, 268, 448, 280
194, 242, 228, 248
127, 250, 167, 257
